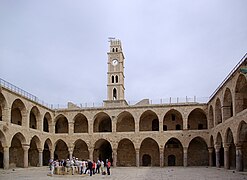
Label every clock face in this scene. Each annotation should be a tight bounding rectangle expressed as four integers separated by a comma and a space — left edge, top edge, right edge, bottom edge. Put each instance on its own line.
112, 59, 119, 66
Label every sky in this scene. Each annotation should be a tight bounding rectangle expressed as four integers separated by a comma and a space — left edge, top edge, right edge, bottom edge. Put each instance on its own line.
0, 0, 247, 107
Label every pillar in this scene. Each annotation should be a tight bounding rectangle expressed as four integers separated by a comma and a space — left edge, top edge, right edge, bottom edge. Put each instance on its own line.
89, 148, 93, 161
136, 149, 139, 167
160, 148, 164, 167
50, 148, 54, 160
3, 147, 9, 169
183, 117, 188, 130
112, 116, 116, 133
23, 145, 29, 168
68, 122, 74, 135
113, 149, 117, 167
69, 148, 73, 160
223, 143, 230, 169
215, 145, 221, 168
38, 149, 43, 167
183, 147, 188, 167
208, 147, 214, 167
236, 144, 243, 172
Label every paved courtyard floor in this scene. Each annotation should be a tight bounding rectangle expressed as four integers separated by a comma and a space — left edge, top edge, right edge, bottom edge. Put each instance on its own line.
0, 166, 247, 180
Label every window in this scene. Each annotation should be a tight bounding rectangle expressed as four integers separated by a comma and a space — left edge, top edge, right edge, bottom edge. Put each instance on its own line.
116, 48, 118, 52
112, 48, 115, 52
171, 114, 176, 121
198, 124, 203, 130
112, 76, 114, 83
116, 75, 118, 83
176, 124, 181, 130
113, 88, 117, 100
163, 125, 167, 131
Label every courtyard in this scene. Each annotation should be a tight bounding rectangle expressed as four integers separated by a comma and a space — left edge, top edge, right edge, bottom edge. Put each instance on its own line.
0, 167, 247, 180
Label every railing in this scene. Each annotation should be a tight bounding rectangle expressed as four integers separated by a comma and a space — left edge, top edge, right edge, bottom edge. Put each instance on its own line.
0, 78, 53, 109
209, 53, 247, 101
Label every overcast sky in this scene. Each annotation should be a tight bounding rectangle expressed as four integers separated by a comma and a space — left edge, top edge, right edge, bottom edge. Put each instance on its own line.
0, 0, 247, 107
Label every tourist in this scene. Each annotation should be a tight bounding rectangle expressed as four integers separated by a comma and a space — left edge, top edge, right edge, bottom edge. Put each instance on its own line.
100, 160, 104, 174
96, 159, 101, 174
87, 160, 93, 176
106, 159, 111, 175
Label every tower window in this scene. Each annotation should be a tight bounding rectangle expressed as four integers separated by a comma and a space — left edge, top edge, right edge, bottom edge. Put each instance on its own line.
116, 75, 118, 83
112, 76, 114, 83
116, 48, 118, 52
112, 48, 115, 52
113, 88, 117, 100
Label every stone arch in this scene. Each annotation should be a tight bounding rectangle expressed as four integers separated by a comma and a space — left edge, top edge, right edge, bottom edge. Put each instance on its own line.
216, 132, 224, 167
28, 136, 41, 166
73, 139, 89, 160
43, 112, 51, 132
140, 138, 159, 166
188, 108, 207, 130
209, 135, 216, 166
0, 93, 7, 122
0, 130, 7, 168
237, 121, 247, 170
164, 138, 183, 166
215, 98, 222, 125
117, 138, 136, 166
9, 132, 26, 168
43, 138, 52, 166
163, 109, 183, 131
93, 112, 112, 132
54, 139, 69, 160
73, 113, 88, 133
188, 137, 208, 166
224, 128, 236, 169
93, 139, 112, 163
139, 110, 159, 131
208, 105, 214, 129
11, 99, 27, 126
223, 88, 233, 121
55, 114, 69, 133
235, 74, 247, 114
116, 111, 135, 132
29, 106, 40, 129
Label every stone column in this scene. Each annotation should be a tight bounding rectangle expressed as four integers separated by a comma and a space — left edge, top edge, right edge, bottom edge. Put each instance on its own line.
136, 149, 140, 167
3, 147, 9, 169
69, 148, 73, 160
236, 144, 243, 172
89, 148, 93, 161
50, 148, 54, 160
208, 147, 214, 167
68, 122, 74, 135
215, 145, 221, 168
23, 145, 30, 168
160, 148, 164, 167
223, 143, 230, 169
112, 116, 116, 133
38, 149, 43, 167
183, 147, 188, 167
183, 117, 188, 130
88, 121, 93, 135
113, 149, 117, 167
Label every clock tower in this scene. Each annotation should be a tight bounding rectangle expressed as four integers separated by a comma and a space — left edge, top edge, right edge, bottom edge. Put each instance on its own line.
104, 39, 127, 107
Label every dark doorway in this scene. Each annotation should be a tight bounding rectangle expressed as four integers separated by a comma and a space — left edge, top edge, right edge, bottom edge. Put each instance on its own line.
142, 154, 151, 166
43, 143, 50, 166
152, 119, 159, 131
97, 141, 112, 162
168, 155, 176, 166
0, 152, 3, 168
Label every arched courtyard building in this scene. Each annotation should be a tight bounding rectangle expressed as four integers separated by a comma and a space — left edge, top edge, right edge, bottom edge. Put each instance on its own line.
0, 40, 247, 172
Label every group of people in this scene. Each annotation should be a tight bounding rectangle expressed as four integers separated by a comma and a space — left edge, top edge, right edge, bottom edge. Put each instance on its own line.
49, 157, 111, 176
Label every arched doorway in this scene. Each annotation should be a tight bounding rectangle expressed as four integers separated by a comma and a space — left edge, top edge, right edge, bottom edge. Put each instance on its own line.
55, 115, 69, 133
11, 99, 26, 126
74, 113, 88, 133
238, 121, 247, 171
163, 109, 183, 131
216, 133, 224, 167
188, 109, 207, 130
164, 138, 183, 166
140, 138, 159, 166
10, 133, 26, 167
168, 155, 176, 166
28, 136, 41, 166
43, 112, 51, 132
93, 113, 112, 132
139, 110, 159, 131
54, 140, 69, 160
225, 128, 236, 169
142, 154, 151, 166
29, 106, 40, 129
116, 111, 135, 132
93, 139, 112, 163
73, 139, 89, 160
215, 99, 222, 125
117, 139, 135, 166
235, 75, 247, 114
43, 139, 52, 166
188, 137, 208, 166
223, 88, 233, 121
